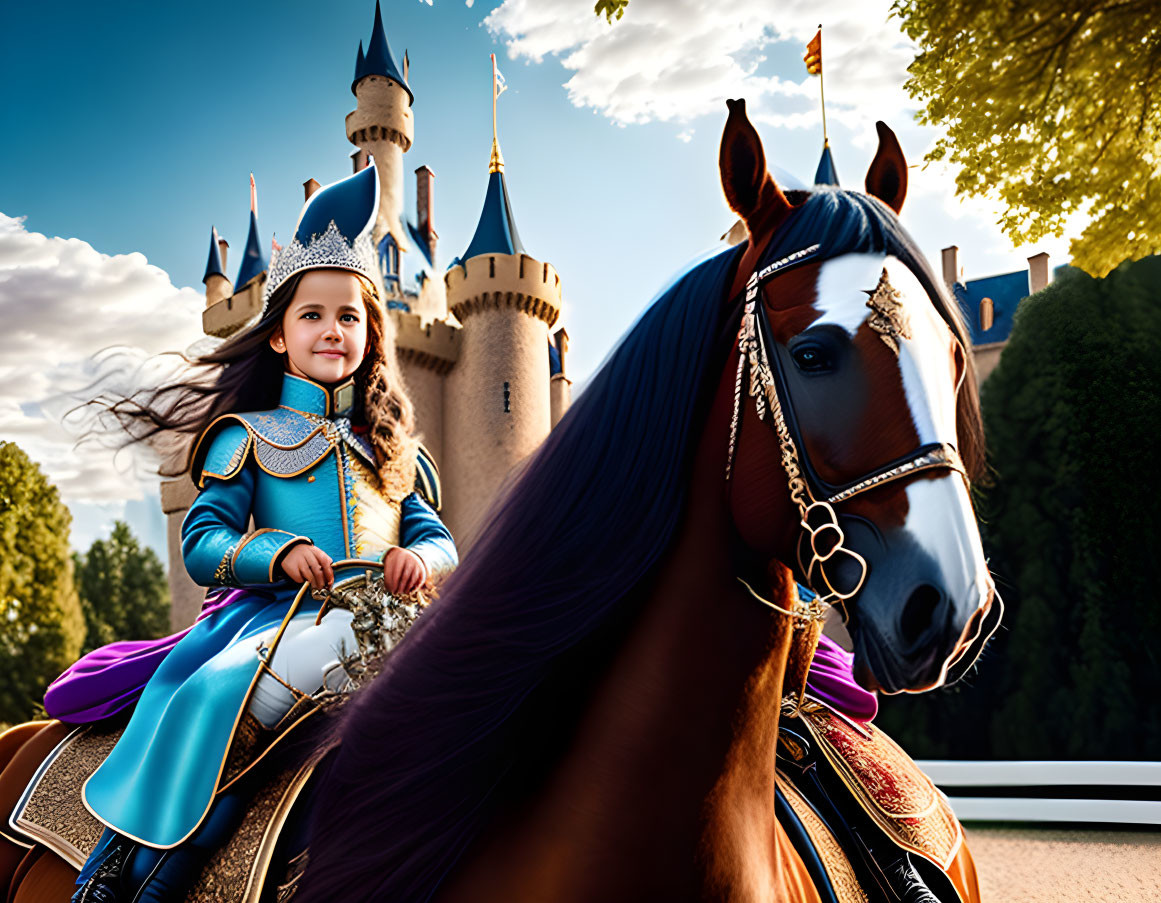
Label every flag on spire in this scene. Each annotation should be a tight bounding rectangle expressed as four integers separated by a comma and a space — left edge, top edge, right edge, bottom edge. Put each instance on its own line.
804, 26, 829, 145
490, 54, 507, 174
804, 29, 822, 75
493, 54, 507, 101
250, 173, 257, 213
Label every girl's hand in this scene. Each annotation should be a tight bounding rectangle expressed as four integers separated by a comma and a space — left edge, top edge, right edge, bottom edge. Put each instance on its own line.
280, 544, 334, 590
383, 547, 427, 595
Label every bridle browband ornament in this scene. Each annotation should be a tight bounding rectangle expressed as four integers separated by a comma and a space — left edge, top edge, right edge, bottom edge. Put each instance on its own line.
726, 246, 969, 624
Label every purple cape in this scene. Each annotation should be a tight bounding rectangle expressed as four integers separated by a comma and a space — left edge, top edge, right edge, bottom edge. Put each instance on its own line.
44, 589, 244, 723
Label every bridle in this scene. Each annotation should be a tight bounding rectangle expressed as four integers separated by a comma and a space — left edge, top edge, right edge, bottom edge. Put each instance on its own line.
725, 244, 969, 624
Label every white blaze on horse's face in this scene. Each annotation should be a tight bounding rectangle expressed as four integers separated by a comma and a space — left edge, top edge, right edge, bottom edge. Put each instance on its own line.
812, 253, 992, 693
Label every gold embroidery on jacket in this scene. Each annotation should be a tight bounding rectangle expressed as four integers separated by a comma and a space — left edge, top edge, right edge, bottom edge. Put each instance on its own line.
346, 453, 401, 559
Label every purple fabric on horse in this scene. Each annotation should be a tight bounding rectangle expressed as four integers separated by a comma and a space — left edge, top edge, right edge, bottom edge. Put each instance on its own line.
45, 584, 874, 725
805, 633, 878, 722
43, 588, 246, 724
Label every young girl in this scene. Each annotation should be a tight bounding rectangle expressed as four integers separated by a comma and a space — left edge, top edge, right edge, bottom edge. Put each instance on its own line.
46, 165, 457, 902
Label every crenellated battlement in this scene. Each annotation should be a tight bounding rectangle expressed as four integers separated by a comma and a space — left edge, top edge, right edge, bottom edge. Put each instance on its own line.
446, 253, 562, 327
390, 309, 460, 374
347, 76, 414, 152
203, 277, 263, 337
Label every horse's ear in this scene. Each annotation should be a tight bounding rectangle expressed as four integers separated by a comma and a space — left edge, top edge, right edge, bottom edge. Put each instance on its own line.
720, 99, 790, 235
865, 121, 908, 214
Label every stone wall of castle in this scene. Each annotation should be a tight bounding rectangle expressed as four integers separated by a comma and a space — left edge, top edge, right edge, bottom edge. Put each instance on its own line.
441, 253, 561, 544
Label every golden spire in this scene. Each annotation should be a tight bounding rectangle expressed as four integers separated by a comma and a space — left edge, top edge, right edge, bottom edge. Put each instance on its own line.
489, 53, 506, 174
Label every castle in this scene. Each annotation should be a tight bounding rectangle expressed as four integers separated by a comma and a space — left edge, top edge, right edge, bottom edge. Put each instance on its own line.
163, 2, 571, 627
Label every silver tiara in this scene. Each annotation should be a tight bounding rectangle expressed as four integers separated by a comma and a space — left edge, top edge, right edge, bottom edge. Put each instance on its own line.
260, 220, 382, 314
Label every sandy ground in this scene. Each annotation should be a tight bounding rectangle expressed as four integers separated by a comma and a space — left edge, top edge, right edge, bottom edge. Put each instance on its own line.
965, 825, 1161, 902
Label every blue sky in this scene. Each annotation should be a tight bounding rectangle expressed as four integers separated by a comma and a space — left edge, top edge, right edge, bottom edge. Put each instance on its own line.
0, 0, 1074, 561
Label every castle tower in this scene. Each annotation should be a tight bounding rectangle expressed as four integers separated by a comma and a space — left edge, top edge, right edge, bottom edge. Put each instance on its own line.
203, 176, 268, 337
814, 141, 839, 186
202, 228, 232, 308
346, 0, 414, 283
442, 69, 562, 545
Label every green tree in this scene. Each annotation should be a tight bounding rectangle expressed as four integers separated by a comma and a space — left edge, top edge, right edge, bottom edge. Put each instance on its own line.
75, 520, 170, 654
0, 443, 85, 725
892, 0, 1161, 277
877, 256, 1161, 758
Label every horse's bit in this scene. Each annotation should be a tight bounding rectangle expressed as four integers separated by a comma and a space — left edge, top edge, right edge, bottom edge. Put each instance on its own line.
725, 246, 968, 624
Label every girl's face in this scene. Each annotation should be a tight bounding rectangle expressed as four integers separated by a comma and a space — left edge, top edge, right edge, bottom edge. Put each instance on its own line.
270, 269, 369, 385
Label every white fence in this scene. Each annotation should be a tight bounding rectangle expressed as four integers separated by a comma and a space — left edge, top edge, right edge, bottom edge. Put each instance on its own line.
915, 760, 1161, 825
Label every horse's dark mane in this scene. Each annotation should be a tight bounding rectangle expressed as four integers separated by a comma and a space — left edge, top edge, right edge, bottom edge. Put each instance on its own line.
296, 189, 982, 902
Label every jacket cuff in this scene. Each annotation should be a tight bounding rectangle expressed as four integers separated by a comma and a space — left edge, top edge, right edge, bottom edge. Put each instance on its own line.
232, 529, 313, 584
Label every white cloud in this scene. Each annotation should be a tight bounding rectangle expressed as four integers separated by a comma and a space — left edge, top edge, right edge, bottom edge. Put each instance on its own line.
0, 213, 204, 505
484, 0, 916, 137
484, 0, 1079, 279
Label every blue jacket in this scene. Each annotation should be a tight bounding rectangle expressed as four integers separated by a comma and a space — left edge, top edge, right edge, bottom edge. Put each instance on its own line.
182, 372, 455, 584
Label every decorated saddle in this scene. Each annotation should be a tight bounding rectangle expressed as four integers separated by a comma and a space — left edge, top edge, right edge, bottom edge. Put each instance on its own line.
775, 701, 979, 903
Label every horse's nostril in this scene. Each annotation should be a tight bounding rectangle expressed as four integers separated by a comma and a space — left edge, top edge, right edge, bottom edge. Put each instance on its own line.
900, 583, 942, 647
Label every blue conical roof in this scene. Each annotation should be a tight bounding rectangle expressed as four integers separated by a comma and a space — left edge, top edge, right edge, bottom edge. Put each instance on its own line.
461, 170, 526, 262
203, 227, 226, 285
814, 143, 840, 186
352, 1, 413, 104
235, 209, 268, 289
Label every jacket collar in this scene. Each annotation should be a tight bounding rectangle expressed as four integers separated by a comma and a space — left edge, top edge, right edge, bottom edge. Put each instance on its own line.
278, 372, 357, 419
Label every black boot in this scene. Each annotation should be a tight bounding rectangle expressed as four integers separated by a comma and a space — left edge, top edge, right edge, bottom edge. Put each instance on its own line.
72, 841, 127, 903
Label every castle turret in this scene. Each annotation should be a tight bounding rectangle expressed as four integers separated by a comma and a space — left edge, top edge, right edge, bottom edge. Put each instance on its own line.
442, 60, 562, 545
202, 227, 232, 308
814, 141, 839, 186
234, 178, 268, 290
202, 175, 267, 337
346, 0, 413, 273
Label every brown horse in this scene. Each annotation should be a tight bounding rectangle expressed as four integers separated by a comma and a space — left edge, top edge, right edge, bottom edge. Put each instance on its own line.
0, 101, 998, 902
292, 101, 998, 903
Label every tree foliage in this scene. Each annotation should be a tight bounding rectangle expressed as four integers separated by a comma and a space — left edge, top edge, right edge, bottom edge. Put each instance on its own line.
0, 443, 84, 725
877, 255, 1161, 758
892, 0, 1161, 277
594, 1, 629, 23
75, 520, 170, 654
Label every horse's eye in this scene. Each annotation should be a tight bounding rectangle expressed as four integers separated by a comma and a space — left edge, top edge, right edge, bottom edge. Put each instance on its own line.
791, 343, 832, 373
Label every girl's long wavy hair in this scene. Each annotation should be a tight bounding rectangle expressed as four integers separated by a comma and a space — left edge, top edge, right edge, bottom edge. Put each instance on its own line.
93, 269, 418, 496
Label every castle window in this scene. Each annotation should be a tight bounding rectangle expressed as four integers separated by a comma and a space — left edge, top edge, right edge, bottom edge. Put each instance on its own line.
503, 381, 511, 414
378, 234, 400, 283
